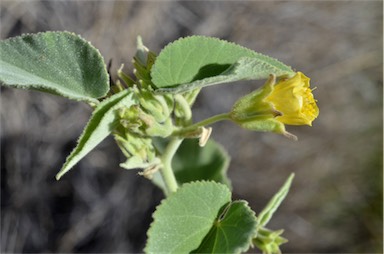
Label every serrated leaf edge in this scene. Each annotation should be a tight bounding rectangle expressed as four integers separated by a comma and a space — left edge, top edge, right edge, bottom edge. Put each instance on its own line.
219, 200, 258, 254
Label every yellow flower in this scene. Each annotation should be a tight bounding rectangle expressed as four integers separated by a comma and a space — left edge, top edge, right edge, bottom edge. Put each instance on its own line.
229, 72, 319, 139
265, 72, 319, 126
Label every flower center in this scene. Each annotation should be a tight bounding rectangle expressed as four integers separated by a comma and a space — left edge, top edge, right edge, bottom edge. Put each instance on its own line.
301, 87, 318, 118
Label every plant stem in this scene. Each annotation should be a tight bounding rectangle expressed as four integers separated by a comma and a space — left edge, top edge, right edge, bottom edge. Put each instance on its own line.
173, 112, 231, 136
159, 113, 230, 194
160, 137, 183, 194
191, 112, 231, 128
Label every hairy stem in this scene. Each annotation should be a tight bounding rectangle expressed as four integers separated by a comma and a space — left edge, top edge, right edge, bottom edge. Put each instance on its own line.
160, 137, 183, 194
190, 112, 231, 128
173, 112, 231, 136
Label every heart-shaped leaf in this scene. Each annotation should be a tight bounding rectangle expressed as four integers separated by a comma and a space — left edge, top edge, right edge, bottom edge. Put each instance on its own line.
192, 201, 257, 254
145, 181, 232, 254
0, 31, 109, 103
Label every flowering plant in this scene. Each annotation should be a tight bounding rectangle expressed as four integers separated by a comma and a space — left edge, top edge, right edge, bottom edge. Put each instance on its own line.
0, 32, 318, 253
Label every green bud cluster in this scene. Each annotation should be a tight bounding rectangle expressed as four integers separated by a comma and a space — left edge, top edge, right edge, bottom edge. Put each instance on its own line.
111, 37, 202, 174
253, 227, 288, 254
115, 131, 158, 170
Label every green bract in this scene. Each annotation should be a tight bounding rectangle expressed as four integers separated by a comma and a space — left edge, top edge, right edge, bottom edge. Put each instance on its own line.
258, 173, 295, 227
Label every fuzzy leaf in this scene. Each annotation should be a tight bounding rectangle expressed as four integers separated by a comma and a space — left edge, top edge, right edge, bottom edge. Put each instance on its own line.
151, 36, 294, 93
192, 201, 257, 254
145, 181, 232, 254
173, 139, 231, 187
56, 90, 136, 179
0, 31, 109, 103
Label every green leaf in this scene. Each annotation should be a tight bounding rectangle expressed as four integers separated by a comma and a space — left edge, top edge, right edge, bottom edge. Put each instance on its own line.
151, 36, 294, 92
56, 90, 136, 180
173, 139, 231, 187
257, 173, 295, 227
151, 138, 231, 192
192, 201, 257, 254
158, 57, 295, 94
0, 31, 109, 103
145, 181, 232, 254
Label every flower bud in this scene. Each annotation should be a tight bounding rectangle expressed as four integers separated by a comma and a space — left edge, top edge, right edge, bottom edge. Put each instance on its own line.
114, 132, 159, 170
138, 89, 174, 123
253, 227, 287, 254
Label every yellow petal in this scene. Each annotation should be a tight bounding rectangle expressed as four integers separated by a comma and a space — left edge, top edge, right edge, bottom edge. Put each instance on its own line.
265, 72, 319, 126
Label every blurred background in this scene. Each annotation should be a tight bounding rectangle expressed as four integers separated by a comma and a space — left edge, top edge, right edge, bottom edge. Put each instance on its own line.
1, 1, 382, 253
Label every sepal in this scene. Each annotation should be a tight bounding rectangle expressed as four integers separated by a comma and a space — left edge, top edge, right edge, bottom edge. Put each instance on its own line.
115, 132, 159, 170
229, 75, 292, 137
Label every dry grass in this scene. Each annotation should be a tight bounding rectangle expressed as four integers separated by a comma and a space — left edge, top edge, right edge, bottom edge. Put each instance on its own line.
1, 1, 382, 253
